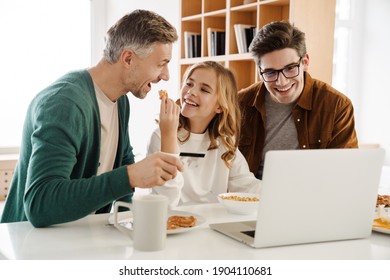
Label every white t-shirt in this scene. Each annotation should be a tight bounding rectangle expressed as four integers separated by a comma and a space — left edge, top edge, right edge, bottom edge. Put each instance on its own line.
94, 83, 119, 175
147, 128, 262, 208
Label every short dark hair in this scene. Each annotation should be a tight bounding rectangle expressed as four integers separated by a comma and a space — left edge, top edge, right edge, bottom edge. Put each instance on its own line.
249, 21, 306, 65
104, 9, 178, 63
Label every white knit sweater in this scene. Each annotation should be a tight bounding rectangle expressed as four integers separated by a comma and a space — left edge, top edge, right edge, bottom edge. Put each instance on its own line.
147, 128, 262, 208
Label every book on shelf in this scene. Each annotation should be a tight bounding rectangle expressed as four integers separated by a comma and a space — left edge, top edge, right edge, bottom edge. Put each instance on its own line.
207, 27, 225, 56
234, 24, 256, 54
244, 26, 256, 51
184, 31, 201, 58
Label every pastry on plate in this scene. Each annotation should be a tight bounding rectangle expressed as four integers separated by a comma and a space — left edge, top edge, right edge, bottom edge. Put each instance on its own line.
167, 215, 196, 230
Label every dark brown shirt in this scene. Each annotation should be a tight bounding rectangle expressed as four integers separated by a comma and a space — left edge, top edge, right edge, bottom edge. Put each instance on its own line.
238, 72, 358, 174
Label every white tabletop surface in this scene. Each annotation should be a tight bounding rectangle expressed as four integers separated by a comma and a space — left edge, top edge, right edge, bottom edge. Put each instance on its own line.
0, 203, 389, 260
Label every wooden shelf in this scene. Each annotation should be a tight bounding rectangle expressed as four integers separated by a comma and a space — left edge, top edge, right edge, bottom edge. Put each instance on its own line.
179, 0, 336, 90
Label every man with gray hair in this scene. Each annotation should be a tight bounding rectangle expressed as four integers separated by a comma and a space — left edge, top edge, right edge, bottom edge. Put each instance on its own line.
1, 9, 183, 227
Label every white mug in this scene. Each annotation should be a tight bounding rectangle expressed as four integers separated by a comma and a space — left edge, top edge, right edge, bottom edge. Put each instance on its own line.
113, 194, 168, 251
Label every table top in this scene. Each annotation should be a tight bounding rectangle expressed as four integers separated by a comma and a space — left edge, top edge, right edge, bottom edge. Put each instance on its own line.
0, 203, 389, 260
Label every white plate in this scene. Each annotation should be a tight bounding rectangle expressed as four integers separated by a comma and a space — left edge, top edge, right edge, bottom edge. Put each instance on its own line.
107, 211, 133, 227
107, 210, 206, 235
372, 207, 390, 234
167, 210, 206, 234
372, 226, 390, 234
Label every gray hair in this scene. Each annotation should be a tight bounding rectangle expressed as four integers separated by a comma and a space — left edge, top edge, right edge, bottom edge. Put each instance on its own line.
103, 9, 178, 63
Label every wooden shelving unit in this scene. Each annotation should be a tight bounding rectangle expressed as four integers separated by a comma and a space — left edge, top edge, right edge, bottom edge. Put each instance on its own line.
179, 0, 336, 90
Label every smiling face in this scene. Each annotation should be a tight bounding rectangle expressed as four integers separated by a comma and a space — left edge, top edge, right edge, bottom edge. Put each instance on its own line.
259, 48, 309, 104
180, 67, 222, 133
126, 43, 173, 99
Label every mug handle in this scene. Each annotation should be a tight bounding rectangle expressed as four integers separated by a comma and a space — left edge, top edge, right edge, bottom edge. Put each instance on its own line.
113, 201, 133, 238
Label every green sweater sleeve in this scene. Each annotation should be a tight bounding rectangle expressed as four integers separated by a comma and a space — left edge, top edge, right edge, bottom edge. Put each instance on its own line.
25, 89, 132, 227
1, 71, 135, 227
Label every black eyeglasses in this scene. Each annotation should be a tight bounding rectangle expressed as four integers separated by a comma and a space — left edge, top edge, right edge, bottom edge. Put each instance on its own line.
259, 58, 302, 82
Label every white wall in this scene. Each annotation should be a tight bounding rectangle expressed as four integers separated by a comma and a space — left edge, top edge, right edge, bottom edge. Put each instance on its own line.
90, 0, 180, 160
0, 0, 91, 148
357, 0, 390, 164
333, 0, 390, 165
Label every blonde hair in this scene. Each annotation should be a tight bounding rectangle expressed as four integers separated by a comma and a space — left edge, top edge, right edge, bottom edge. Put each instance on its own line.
178, 61, 241, 169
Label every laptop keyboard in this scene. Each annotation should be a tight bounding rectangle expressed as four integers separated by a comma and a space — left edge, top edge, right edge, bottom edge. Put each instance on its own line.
241, 230, 255, 238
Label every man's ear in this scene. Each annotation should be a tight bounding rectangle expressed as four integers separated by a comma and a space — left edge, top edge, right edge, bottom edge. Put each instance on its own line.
121, 49, 135, 67
303, 53, 309, 71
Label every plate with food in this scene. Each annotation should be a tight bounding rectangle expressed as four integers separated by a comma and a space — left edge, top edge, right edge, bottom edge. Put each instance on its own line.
166, 210, 206, 234
107, 210, 206, 235
372, 204, 390, 234
217, 192, 260, 215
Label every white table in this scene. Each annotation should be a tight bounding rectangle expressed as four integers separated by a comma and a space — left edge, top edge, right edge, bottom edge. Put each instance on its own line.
0, 203, 389, 260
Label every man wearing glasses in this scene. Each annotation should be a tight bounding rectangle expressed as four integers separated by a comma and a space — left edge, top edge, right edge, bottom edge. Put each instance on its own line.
238, 21, 358, 179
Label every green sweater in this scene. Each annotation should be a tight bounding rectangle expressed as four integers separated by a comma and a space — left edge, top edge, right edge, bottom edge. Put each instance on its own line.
0, 70, 134, 227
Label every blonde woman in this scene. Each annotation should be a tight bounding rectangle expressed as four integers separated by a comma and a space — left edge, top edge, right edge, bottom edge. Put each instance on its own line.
147, 61, 261, 207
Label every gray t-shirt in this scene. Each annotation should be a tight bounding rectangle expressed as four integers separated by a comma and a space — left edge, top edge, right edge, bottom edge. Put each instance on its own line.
257, 92, 299, 179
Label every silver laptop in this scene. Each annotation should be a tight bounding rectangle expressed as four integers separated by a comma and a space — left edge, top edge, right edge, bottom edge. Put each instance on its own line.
210, 148, 385, 248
